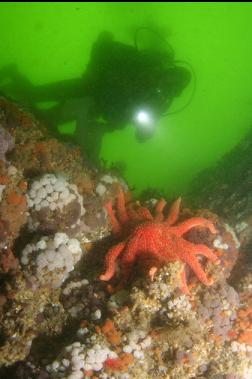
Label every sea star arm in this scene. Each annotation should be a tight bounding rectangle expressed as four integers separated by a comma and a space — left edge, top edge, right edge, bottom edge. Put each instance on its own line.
117, 187, 129, 224
149, 266, 158, 281
165, 197, 181, 226
127, 207, 141, 220
107, 260, 135, 294
137, 207, 153, 220
112, 236, 147, 291
154, 198, 166, 221
120, 237, 141, 265
193, 244, 220, 263
128, 205, 153, 221
180, 269, 190, 295
100, 241, 126, 281
105, 201, 122, 235
180, 250, 213, 286
171, 217, 217, 237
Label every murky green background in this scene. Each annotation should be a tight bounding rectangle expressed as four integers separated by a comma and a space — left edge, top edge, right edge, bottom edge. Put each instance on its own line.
1, 2, 252, 196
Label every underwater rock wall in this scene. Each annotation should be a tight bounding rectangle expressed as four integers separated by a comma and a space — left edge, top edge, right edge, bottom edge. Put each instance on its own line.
0, 98, 251, 379
187, 127, 252, 259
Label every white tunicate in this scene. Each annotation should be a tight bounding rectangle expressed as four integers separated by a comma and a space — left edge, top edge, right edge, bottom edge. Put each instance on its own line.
68, 373, 83, 379
32, 182, 41, 191
36, 239, 47, 250
36, 255, 47, 267
92, 309, 102, 320
55, 233, 69, 247
58, 202, 64, 210
87, 349, 95, 357
29, 190, 36, 199
20, 233, 83, 288
21, 256, 29, 265
108, 351, 118, 359
93, 362, 103, 371
7, 165, 18, 176
67, 239, 81, 253
46, 240, 56, 250
133, 350, 144, 359
235, 221, 248, 233
70, 184, 78, 192
54, 182, 65, 192
59, 244, 71, 256
71, 356, 81, 366
77, 328, 89, 336
213, 237, 229, 250
46, 250, 56, 262
95, 183, 106, 197
27, 174, 85, 231
51, 192, 59, 201
83, 362, 92, 371
41, 200, 49, 208
60, 189, 70, 199
40, 177, 50, 186
26, 245, 34, 253
37, 187, 47, 199
72, 342, 81, 348
56, 256, 65, 269
50, 203, 57, 211
141, 336, 152, 348
86, 355, 95, 365
27, 199, 34, 207
45, 184, 53, 193
50, 176, 57, 184
62, 359, 70, 367
47, 262, 56, 271
34, 197, 41, 205
224, 223, 240, 248
123, 345, 133, 354
46, 339, 119, 377
52, 361, 60, 370
100, 174, 114, 184
68, 194, 76, 202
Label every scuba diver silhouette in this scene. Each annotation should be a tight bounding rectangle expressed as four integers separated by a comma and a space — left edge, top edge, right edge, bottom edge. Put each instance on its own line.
0, 30, 192, 163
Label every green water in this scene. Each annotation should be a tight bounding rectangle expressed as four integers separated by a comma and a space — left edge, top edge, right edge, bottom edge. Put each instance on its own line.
1, 2, 252, 197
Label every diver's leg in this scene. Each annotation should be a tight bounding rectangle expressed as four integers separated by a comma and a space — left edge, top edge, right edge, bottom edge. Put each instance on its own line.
38, 95, 103, 164
75, 100, 104, 164
36, 96, 92, 135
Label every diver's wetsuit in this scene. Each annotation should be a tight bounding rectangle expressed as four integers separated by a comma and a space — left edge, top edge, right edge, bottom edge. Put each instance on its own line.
84, 31, 190, 126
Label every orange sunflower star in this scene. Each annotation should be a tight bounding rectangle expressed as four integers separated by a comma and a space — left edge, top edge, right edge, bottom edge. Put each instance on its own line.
100, 188, 219, 294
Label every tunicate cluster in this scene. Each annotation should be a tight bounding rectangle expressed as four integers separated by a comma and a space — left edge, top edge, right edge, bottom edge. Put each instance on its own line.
27, 174, 85, 234
198, 282, 239, 341
122, 330, 152, 361
62, 279, 106, 320
21, 233, 83, 288
46, 340, 118, 378
159, 294, 193, 324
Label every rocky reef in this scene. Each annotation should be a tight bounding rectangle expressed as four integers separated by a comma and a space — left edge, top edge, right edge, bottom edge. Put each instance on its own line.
0, 97, 251, 379
187, 127, 252, 260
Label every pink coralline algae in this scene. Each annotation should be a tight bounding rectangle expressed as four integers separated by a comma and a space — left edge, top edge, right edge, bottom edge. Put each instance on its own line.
0, 127, 14, 162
